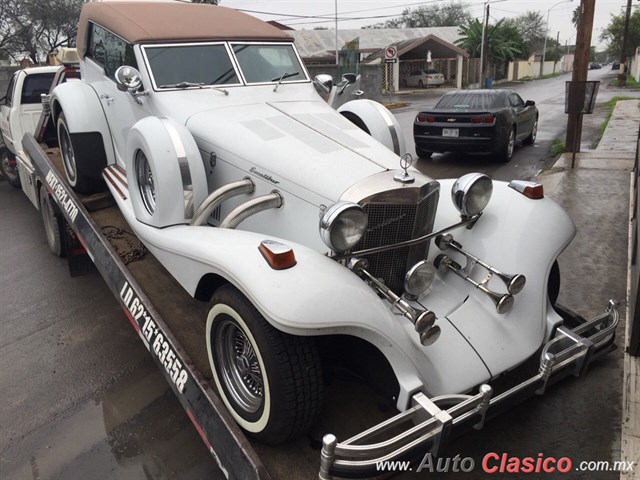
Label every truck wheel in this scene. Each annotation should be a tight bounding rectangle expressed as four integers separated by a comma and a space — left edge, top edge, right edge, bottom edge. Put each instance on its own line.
1, 148, 21, 188
206, 284, 323, 444
57, 112, 105, 195
39, 184, 65, 257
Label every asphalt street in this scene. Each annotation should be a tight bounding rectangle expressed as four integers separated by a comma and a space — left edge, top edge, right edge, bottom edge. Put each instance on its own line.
0, 67, 637, 480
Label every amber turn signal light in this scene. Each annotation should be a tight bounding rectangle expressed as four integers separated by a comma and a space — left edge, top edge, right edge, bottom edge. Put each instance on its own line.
258, 240, 297, 270
508, 180, 544, 199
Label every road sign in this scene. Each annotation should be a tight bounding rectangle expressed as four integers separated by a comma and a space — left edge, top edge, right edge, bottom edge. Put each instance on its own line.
385, 46, 398, 61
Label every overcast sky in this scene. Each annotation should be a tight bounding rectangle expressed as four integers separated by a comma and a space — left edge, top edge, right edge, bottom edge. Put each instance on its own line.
223, 0, 631, 50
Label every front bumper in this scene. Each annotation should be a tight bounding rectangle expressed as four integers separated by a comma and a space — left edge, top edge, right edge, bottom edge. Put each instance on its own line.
318, 300, 619, 479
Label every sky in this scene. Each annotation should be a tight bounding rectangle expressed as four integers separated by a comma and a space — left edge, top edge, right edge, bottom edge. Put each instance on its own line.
222, 0, 633, 50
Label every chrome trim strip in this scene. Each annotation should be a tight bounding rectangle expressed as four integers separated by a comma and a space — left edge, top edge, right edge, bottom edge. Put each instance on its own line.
102, 168, 127, 200
376, 103, 401, 155
160, 118, 194, 218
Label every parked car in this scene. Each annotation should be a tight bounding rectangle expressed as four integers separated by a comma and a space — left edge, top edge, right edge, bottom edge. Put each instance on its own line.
413, 89, 538, 162
0, 49, 79, 188
403, 69, 445, 88
48, 0, 616, 458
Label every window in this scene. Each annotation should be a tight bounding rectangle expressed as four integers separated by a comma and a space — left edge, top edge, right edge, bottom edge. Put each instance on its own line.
4, 73, 17, 106
509, 94, 524, 108
87, 23, 137, 79
21, 73, 56, 104
232, 44, 305, 84
144, 44, 239, 88
436, 92, 498, 109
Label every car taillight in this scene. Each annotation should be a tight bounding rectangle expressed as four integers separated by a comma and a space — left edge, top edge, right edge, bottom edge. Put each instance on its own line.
484, 115, 496, 124
417, 115, 436, 123
471, 117, 482, 124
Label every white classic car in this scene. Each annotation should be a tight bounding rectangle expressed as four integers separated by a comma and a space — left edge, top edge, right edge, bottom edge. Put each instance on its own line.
49, 0, 617, 466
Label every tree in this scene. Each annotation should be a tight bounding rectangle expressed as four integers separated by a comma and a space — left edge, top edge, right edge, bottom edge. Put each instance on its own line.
363, 2, 472, 29
503, 11, 546, 58
456, 18, 525, 61
600, 8, 640, 60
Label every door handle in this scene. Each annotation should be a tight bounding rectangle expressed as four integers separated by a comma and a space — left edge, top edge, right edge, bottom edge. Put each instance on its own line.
99, 94, 114, 105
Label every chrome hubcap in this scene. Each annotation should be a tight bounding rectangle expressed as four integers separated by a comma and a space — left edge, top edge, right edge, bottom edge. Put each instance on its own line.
1, 151, 18, 180
508, 130, 515, 157
215, 318, 263, 413
59, 124, 76, 181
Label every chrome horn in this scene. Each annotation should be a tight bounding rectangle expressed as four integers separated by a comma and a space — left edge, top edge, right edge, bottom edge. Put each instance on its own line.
348, 258, 441, 346
434, 254, 514, 314
435, 234, 526, 295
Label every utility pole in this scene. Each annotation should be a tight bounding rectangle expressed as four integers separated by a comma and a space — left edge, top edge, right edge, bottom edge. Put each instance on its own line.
479, 1, 489, 86
565, 0, 595, 153
619, 0, 633, 85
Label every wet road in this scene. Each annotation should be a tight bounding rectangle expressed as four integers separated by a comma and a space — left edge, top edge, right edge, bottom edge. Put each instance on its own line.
0, 67, 635, 480
0, 183, 224, 480
392, 68, 629, 182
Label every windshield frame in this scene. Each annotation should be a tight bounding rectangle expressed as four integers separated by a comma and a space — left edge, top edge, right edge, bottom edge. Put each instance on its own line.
229, 41, 309, 86
141, 41, 243, 91
140, 41, 309, 92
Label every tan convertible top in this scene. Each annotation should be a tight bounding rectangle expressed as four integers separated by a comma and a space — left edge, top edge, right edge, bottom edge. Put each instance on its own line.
76, 1, 290, 58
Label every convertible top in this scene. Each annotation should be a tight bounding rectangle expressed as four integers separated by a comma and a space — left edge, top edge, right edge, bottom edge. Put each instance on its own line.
76, 1, 290, 58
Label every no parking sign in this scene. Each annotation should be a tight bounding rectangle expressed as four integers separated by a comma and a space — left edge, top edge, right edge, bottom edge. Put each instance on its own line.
384, 45, 397, 63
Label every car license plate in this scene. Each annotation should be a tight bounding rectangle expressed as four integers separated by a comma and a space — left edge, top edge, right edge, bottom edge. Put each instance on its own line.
442, 128, 459, 137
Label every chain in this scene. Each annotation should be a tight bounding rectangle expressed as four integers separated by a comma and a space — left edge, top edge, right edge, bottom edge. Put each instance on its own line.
102, 226, 147, 265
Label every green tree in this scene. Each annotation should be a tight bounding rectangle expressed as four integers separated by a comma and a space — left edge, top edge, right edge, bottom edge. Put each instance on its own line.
600, 8, 640, 60
504, 11, 546, 58
363, 2, 472, 29
456, 18, 525, 60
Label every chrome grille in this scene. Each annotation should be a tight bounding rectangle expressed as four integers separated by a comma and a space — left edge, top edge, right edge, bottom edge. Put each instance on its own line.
354, 184, 439, 295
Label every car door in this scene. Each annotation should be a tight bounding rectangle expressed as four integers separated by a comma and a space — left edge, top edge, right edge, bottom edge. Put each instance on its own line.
0, 72, 19, 151
508, 93, 534, 141
84, 23, 150, 167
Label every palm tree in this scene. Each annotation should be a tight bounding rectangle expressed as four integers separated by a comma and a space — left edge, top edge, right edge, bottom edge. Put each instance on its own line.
456, 19, 524, 81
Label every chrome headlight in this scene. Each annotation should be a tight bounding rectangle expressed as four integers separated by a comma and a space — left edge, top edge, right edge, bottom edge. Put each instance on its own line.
404, 260, 436, 300
319, 201, 367, 252
451, 173, 493, 217
135, 150, 156, 215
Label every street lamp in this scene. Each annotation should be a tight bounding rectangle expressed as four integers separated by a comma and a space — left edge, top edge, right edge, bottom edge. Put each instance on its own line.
540, 0, 574, 77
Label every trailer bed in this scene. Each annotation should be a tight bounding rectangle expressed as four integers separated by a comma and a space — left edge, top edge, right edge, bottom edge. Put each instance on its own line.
34, 139, 395, 480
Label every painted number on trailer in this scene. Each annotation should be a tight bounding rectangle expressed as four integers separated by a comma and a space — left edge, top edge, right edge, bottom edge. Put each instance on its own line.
120, 281, 189, 393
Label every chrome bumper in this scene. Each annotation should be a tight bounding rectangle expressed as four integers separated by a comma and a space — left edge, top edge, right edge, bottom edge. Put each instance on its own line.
318, 300, 619, 479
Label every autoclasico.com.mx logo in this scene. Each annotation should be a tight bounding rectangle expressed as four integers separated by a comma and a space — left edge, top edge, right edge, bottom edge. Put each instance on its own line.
375, 452, 637, 474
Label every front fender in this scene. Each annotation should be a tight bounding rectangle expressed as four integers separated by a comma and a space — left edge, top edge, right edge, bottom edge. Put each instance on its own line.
423, 180, 576, 377
50, 82, 115, 166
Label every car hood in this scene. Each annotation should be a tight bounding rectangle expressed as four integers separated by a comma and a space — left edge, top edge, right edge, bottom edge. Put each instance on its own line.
186, 100, 403, 203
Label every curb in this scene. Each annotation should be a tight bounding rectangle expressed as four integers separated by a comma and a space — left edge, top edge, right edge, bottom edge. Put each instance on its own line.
383, 102, 407, 110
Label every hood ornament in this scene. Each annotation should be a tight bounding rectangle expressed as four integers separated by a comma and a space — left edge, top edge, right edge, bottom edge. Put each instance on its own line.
394, 153, 415, 184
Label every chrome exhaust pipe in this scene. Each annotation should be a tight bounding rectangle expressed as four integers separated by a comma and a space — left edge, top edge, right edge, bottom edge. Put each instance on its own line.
191, 178, 255, 226
219, 191, 283, 229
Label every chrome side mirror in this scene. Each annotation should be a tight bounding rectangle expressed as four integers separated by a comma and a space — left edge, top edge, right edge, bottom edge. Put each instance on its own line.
341, 73, 357, 85
313, 74, 334, 96
115, 66, 143, 93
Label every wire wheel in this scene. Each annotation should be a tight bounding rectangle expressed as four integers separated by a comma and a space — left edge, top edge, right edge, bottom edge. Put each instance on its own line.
215, 318, 264, 414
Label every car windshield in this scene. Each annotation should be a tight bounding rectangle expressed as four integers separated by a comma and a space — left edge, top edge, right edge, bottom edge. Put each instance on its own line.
145, 44, 240, 88
232, 44, 305, 84
435, 92, 499, 109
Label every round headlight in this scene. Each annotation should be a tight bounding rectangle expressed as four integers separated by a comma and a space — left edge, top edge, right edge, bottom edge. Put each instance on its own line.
135, 150, 156, 215
404, 260, 436, 300
451, 173, 493, 217
320, 202, 367, 252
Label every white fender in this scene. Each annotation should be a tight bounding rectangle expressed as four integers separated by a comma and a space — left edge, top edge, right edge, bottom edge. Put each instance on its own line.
126, 116, 208, 228
50, 81, 115, 166
337, 99, 406, 156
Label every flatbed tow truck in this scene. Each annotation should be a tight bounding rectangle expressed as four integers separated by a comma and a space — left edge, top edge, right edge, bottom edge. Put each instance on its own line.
16, 131, 619, 480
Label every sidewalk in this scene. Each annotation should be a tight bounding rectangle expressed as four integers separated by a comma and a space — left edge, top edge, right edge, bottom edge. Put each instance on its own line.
537, 100, 640, 480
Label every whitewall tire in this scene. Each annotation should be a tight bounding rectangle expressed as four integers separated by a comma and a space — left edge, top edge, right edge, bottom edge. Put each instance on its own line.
206, 284, 323, 444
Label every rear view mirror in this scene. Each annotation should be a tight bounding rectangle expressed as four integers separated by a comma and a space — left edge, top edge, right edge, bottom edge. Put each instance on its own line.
313, 74, 334, 96
342, 73, 357, 85
525, 100, 535, 107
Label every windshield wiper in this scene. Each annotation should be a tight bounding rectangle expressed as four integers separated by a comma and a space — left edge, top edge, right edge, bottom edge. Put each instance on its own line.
272, 72, 299, 92
158, 81, 229, 95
